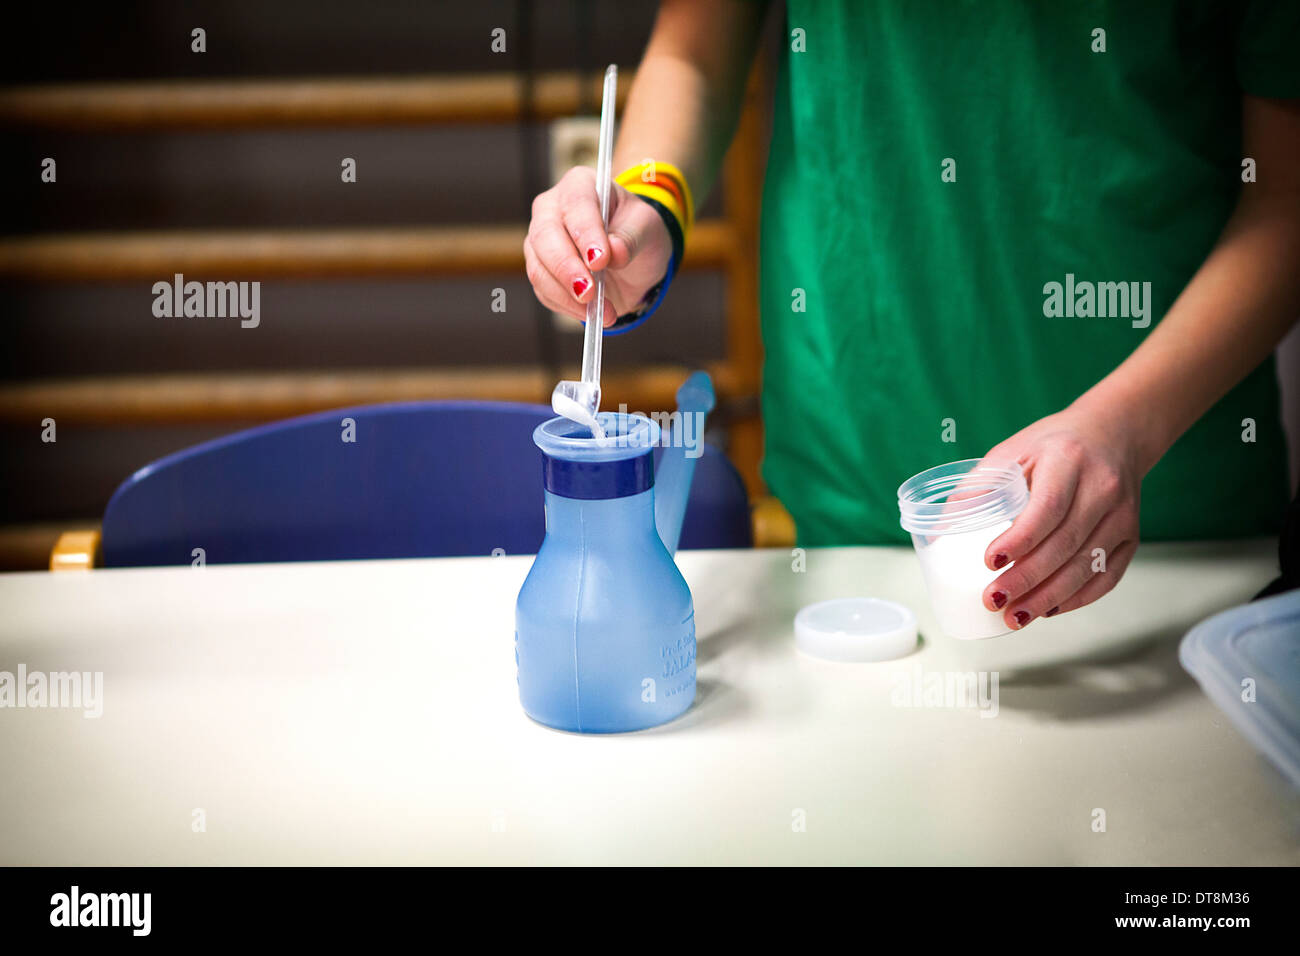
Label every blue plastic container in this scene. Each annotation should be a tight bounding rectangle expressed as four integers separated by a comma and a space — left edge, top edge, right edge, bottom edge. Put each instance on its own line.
516, 374, 715, 733
1179, 588, 1300, 789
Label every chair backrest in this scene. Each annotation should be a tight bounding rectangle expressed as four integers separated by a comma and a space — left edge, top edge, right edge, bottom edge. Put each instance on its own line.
101, 401, 751, 567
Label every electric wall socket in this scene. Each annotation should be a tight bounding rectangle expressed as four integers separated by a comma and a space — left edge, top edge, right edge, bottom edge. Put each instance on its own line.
549, 116, 601, 183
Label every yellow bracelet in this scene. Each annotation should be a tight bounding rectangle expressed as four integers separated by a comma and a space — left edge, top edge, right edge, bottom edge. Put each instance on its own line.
615, 160, 695, 239
607, 161, 694, 331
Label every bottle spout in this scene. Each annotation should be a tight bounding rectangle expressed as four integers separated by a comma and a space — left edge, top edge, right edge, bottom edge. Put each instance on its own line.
654, 371, 715, 557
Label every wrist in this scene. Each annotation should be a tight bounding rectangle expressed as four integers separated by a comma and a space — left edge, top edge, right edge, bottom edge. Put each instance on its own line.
606, 161, 694, 334
1069, 377, 1174, 478
614, 160, 695, 242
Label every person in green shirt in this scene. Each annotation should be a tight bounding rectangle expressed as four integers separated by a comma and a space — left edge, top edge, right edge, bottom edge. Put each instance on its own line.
524, 0, 1300, 630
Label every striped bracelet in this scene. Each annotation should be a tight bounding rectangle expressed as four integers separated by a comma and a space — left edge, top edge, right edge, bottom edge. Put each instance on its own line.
607, 161, 695, 334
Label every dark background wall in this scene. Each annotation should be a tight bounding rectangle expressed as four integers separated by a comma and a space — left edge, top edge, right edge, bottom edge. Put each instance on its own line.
2, 0, 1297, 539
0, 0, 728, 524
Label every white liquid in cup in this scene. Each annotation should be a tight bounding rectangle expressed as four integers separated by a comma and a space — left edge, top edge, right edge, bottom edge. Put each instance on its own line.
912, 520, 1012, 640
898, 459, 1029, 641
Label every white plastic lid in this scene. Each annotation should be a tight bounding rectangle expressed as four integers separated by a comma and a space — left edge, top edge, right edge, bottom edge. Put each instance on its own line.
795, 598, 918, 662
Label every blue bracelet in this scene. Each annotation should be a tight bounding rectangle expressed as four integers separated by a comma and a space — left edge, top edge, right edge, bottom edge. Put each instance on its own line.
606, 195, 684, 336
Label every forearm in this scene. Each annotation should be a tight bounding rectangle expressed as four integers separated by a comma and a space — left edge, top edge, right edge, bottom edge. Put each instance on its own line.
1076, 195, 1300, 472
613, 0, 768, 201
1073, 98, 1300, 475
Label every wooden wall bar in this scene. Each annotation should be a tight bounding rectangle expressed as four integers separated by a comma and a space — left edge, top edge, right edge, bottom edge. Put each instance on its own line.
0, 365, 741, 426
0, 72, 631, 130
0, 222, 736, 281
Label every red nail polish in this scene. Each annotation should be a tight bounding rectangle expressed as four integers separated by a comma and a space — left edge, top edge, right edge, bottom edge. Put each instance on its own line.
993, 553, 1009, 569
991, 591, 1007, 610
586, 246, 603, 264
1014, 610, 1031, 627
571, 277, 590, 298
1046, 606, 1060, 617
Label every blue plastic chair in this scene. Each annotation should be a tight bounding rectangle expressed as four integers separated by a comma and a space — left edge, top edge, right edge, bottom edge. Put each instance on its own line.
101, 401, 752, 567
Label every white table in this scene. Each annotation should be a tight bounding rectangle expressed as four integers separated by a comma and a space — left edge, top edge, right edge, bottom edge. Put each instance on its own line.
2, 541, 1297, 865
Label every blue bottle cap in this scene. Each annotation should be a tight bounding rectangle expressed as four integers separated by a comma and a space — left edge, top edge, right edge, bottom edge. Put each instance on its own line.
535, 412, 660, 500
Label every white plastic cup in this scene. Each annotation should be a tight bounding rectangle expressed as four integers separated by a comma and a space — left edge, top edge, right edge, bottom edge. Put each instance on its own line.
898, 459, 1030, 640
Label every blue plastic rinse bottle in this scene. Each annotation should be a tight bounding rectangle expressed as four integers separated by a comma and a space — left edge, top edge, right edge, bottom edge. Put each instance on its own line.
515, 372, 715, 733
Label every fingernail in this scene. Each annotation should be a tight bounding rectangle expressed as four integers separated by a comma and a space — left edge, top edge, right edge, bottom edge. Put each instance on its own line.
586, 246, 603, 265
1013, 610, 1031, 628
1046, 606, 1060, 617
571, 277, 590, 299
993, 553, 1009, 569
991, 591, 1007, 610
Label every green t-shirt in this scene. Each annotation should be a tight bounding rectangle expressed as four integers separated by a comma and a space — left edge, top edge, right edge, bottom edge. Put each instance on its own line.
759, 0, 1298, 546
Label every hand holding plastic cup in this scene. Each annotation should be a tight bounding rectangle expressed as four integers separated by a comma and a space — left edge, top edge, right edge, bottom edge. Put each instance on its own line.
898, 458, 1030, 640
